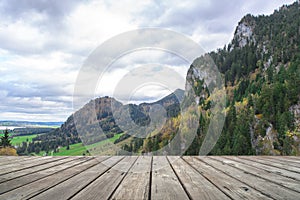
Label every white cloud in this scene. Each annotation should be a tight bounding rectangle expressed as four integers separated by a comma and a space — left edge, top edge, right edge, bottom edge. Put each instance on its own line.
0, 0, 295, 121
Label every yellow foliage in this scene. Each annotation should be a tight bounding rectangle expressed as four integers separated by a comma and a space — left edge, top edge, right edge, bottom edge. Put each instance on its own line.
256, 114, 263, 119
0, 147, 18, 156
224, 106, 230, 114
286, 130, 300, 137
235, 101, 242, 110
286, 130, 293, 137
242, 98, 248, 106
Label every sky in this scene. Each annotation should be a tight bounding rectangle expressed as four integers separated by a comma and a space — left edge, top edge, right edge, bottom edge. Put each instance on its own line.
0, 0, 295, 122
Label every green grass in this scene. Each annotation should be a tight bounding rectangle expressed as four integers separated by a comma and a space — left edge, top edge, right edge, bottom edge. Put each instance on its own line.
11, 134, 38, 146
39, 133, 123, 156
54, 143, 87, 156
0, 134, 38, 146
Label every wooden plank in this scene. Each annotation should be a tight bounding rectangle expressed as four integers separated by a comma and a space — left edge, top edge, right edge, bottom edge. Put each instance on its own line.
241, 156, 300, 173
0, 156, 67, 175
71, 156, 137, 200
266, 156, 300, 164
183, 156, 270, 200
0, 156, 55, 170
258, 156, 300, 168
289, 156, 300, 161
0, 156, 16, 162
226, 156, 300, 181
201, 157, 300, 199
0, 157, 91, 194
212, 156, 300, 193
0, 156, 59, 168
0, 156, 299, 200
111, 156, 152, 200
30, 156, 123, 200
0, 157, 110, 200
168, 156, 230, 200
0, 157, 78, 183
151, 156, 189, 200
0, 156, 39, 166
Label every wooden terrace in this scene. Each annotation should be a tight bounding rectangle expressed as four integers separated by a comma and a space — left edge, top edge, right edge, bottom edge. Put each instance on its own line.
0, 156, 300, 199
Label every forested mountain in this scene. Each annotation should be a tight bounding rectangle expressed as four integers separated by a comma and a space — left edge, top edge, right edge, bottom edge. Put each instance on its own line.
17, 89, 184, 155
187, 2, 300, 155
17, 2, 300, 156
121, 1, 300, 156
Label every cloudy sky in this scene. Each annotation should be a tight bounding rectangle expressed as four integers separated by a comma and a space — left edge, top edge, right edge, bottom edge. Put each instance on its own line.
0, 0, 294, 122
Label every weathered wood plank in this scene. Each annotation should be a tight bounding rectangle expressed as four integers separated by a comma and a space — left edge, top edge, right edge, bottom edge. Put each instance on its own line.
255, 156, 300, 168
168, 156, 230, 200
71, 156, 137, 200
0, 156, 67, 175
265, 156, 300, 164
0, 157, 110, 200
212, 156, 300, 193
202, 157, 300, 199
241, 156, 300, 174
111, 156, 152, 200
227, 156, 300, 181
0, 156, 299, 200
0, 156, 38, 166
30, 156, 123, 200
183, 156, 270, 200
288, 156, 300, 161
151, 156, 189, 200
0, 157, 77, 183
0, 157, 91, 194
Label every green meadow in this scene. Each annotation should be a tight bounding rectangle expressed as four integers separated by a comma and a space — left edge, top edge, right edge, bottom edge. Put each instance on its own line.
0, 133, 38, 147
38, 133, 123, 156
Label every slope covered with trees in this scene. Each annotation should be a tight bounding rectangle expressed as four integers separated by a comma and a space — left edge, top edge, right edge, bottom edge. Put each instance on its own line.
16, 89, 184, 155
187, 2, 300, 155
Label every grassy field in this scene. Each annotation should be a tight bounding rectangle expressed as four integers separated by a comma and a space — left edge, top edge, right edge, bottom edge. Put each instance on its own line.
0, 134, 38, 146
39, 133, 124, 156
11, 134, 38, 146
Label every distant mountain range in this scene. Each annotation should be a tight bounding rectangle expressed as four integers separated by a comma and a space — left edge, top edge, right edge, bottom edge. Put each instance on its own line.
0, 121, 63, 127
17, 89, 184, 155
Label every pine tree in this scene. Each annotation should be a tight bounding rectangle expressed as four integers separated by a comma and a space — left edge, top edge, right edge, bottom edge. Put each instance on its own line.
0, 129, 12, 147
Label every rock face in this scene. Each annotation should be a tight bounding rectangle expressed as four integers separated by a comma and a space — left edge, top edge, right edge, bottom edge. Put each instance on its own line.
230, 14, 257, 49
252, 122, 280, 155
234, 22, 255, 48
290, 101, 300, 132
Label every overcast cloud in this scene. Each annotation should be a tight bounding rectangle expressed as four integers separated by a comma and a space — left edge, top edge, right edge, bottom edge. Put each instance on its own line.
0, 0, 294, 122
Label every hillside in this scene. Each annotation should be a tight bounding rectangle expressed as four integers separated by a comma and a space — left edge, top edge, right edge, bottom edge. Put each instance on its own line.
187, 1, 300, 155
118, 1, 300, 156
16, 89, 184, 155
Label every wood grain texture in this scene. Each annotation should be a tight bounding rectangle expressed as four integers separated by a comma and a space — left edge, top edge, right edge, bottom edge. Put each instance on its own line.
71, 156, 137, 200
203, 157, 300, 199
183, 156, 271, 200
168, 156, 230, 200
31, 156, 122, 200
151, 156, 189, 200
0, 157, 90, 194
0, 157, 108, 200
111, 156, 152, 200
0, 156, 299, 200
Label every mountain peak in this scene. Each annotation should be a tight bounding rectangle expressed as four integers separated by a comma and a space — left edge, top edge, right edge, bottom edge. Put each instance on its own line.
232, 15, 256, 48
